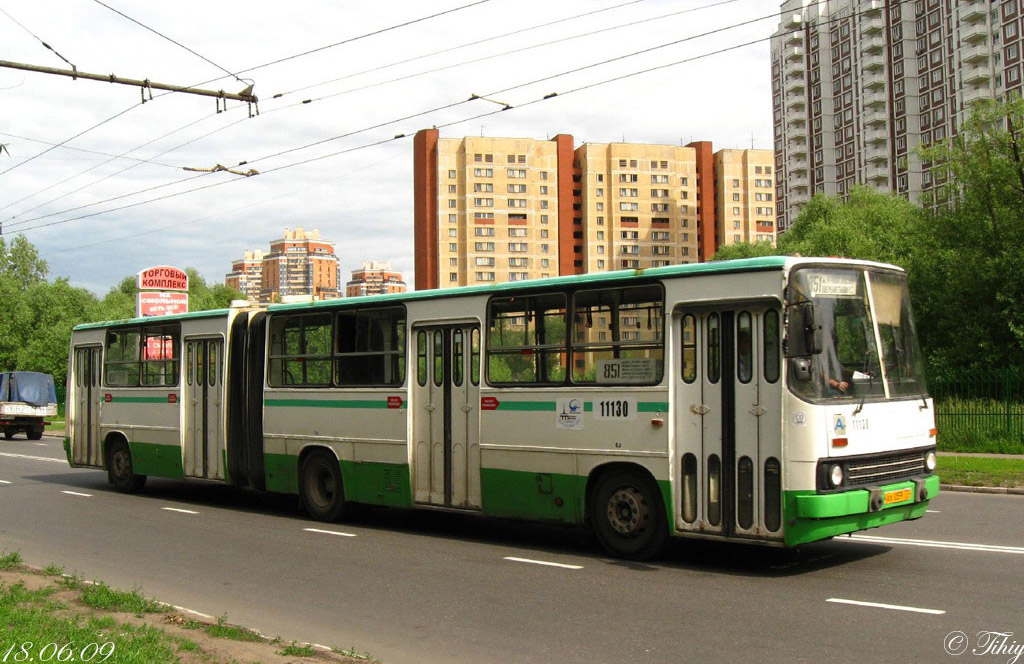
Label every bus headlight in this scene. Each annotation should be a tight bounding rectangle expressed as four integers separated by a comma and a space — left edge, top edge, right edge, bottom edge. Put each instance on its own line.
924, 451, 937, 472
829, 464, 844, 488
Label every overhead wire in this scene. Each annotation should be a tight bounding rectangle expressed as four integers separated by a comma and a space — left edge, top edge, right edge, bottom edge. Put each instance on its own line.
17, 7, 796, 236
90, 0, 248, 86
0, 0, 503, 221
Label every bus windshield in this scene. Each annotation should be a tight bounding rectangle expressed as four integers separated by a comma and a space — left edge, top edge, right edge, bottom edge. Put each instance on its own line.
787, 267, 928, 402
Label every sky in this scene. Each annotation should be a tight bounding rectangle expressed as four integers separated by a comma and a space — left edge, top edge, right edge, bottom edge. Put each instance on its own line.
0, 0, 782, 296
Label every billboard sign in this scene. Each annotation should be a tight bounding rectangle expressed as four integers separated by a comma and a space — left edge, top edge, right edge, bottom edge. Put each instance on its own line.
136, 291, 189, 318
137, 266, 189, 292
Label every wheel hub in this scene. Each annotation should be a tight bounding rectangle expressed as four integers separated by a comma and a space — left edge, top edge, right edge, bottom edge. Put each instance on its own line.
607, 487, 648, 536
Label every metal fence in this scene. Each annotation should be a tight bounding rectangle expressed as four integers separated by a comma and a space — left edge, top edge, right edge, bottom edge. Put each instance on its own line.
928, 366, 1024, 445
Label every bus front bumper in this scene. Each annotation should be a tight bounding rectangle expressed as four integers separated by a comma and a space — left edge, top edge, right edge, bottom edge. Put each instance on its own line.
783, 474, 940, 547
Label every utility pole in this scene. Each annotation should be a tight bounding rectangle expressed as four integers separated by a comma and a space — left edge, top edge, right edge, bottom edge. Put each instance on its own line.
0, 59, 257, 115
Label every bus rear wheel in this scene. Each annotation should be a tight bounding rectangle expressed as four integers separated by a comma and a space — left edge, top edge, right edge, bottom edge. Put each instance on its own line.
107, 439, 146, 493
591, 469, 668, 561
300, 450, 348, 522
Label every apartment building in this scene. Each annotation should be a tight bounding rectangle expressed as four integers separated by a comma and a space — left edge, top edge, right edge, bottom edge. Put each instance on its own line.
226, 228, 339, 303
414, 129, 771, 289
771, 0, 1017, 230
346, 261, 408, 297
224, 249, 265, 302
715, 150, 778, 247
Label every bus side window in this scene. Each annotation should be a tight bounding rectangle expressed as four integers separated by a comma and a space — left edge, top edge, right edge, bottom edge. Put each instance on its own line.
707, 313, 720, 384
681, 314, 697, 383
764, 310, 780, 383
417, 331, 427, 387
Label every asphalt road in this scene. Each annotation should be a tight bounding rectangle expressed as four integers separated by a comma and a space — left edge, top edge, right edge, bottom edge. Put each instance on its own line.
2, 434, 1022, 664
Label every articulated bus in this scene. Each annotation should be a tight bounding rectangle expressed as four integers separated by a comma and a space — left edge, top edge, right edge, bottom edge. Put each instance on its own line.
65, 257, 938, 559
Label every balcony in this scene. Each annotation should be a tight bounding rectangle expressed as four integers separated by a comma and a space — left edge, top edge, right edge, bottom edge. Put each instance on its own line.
864, 128, 888, 145
785, 29, 803, 47
865, 105, 888, 126
786, 46, 805, 62
789, 174, 809, 191
960, 20, 990, 43
961, 41, 991, 64
785, 76, 806, 94
866, 150, 889, 165
962, 62, 992, 84
788, 140, 808, 158
865, 164, 890, 183
962, 83, 993, 105
863, 91, 887, 108
960, 0, 988, 23
786, 94, 806, 110
861, 52, 885, 72
787, 109, 807, 128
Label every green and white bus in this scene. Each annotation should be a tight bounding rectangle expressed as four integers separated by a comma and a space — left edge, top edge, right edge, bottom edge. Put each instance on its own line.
65, 257, 939, 559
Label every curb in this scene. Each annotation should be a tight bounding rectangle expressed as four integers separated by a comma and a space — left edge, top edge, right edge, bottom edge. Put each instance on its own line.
940, 484, 1024, 495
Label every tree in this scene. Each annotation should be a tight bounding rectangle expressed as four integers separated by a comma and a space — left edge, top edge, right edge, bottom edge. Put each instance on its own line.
776, 186, 924, 267
914, 97, 1024, 369
708, 241, 779, 261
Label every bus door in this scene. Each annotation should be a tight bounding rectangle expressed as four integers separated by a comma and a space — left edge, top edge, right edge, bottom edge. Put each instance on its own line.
72, 346, 103, 467
411, 324, 481, 509
184, 337, 224, 480
673, 306, 783, 539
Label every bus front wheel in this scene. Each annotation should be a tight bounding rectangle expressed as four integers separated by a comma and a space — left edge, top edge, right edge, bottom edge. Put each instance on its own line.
300, 450, 348, 522
107, 439, 146, 493
591, 469, 668, 561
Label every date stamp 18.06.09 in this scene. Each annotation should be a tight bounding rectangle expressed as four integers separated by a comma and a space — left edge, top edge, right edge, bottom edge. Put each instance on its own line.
2, 643, 115, 663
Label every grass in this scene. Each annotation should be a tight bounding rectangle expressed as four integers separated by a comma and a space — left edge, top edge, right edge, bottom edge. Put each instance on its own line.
0, 557, 378, 662
937, 455, 1024, 488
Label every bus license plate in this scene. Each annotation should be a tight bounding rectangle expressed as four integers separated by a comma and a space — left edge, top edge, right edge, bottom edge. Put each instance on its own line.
883, 488, 912, 505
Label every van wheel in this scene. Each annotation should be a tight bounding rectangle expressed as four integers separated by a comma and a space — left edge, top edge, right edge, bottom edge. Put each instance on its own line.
300, 450, 347, 521
2, 429, 13, 440
591, 469, 668, 561
27, 427, 43, 441
107, 439, 146, 493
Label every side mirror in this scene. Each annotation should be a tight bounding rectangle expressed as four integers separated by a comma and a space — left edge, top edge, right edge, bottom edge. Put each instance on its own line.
786, 302, 823, 356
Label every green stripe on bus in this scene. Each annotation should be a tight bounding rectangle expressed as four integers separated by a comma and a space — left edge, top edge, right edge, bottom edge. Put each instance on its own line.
638, 402, 669, 412
129, 441, 184, 479
264, 399, 390, 409
110, 396, 171, 404
496, 401, 557, 412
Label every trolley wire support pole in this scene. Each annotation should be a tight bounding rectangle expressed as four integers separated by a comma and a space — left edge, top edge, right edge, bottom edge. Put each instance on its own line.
0, 59, 258, 114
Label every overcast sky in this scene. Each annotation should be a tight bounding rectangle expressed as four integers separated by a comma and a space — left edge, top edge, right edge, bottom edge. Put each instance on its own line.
1, 0, 781, 295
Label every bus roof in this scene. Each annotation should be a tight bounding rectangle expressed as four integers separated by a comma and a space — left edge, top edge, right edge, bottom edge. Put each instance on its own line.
73, 255, 902, 329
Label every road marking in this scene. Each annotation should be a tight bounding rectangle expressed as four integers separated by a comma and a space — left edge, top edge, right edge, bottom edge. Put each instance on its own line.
161, 507, 199, 515
303, 528, 357, 538
0, 451, 65, 464
827, 598, 945, 615
168, 604, 214, 619
61, 490, 92, 497
33, 443, 46, 447
0, 480, 10, 485
926, 510, 941, 513
503, 556, 583, 570
847, 534, 1024, 555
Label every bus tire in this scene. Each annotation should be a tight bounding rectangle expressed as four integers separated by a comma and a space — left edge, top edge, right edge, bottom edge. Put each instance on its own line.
107, 438, 146, 493
300, 450, 347, 522
27, 427, 43, 441
591, 468, 668, 561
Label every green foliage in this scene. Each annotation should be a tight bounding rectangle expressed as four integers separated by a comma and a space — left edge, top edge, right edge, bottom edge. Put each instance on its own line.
0, 235, 242, 385
776, 186, 924, 266
914, 97, 1024, 370
709, 241, 780, 261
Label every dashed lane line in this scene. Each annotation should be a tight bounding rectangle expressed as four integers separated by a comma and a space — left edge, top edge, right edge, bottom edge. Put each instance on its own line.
827, 598, 945, 615
61, 490, 92, 497
0, 451, 66, 463
846, 534, 1024, 555
504, 556, 583, 570
303, 528, 357, 538
161, 507, 199, 515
